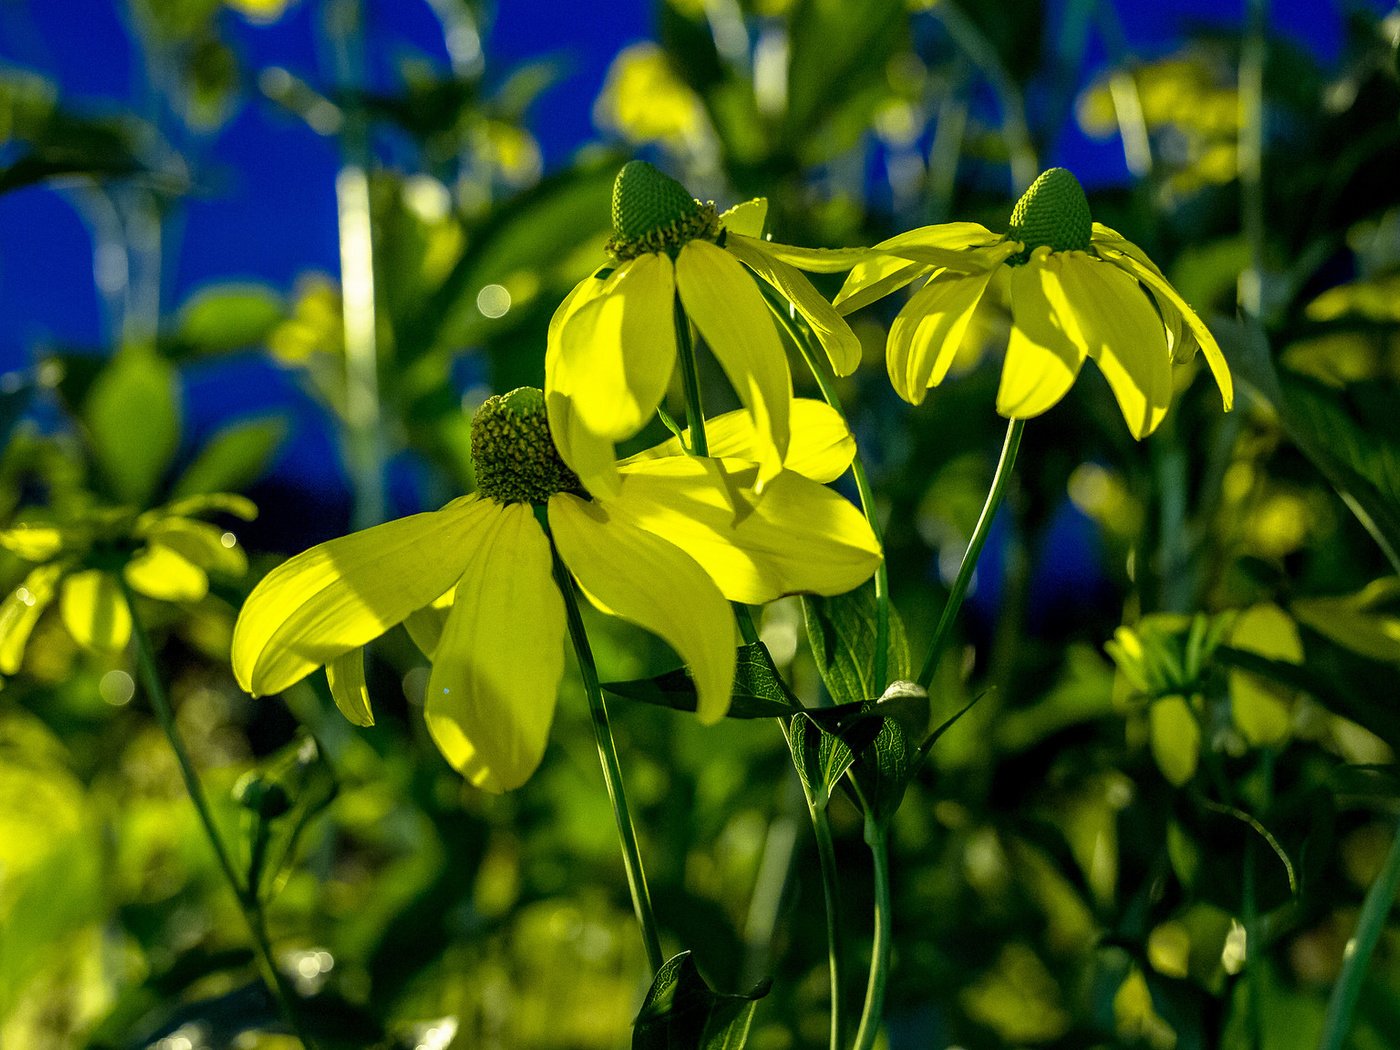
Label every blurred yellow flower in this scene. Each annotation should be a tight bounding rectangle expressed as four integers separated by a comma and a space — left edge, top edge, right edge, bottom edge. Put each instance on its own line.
0, 494, 254, 674
546, 161, 865, 497
595, 44, 709, 150
232, 388, 880, 792
838, 167, 1233, 438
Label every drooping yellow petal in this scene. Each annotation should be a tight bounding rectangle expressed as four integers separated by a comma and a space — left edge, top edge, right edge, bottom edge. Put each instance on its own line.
621, 399, 855, 484
0, 524, 71, 561
550, 493, 736, 724
232, 497, 494, 696
546, 266, 611, 362
675, 239, 792, 489
1150, 695, 1200, 787
834, 256, 928, 316
403, 590, 453, 659
326, 648, 374, 727
138, 517, 248, 578
60, 569, 131, 653
725, 233, 863, 376
0, 562, 65, 674
1097, 245, 1233, 411
124, 545, 210, 603
751, 242, 871, 274
1057, 255, 1173, 439
997, 250, 1088, 420
552, 253, 678, 441
609, 457, 882, 605
886, 268, 999, 405
720, 199, 768, 237
424, 502, 565, 792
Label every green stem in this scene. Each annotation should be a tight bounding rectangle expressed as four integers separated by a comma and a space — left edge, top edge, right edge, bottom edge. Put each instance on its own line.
548, 543, 666, 974
120, 581, 317, 1049
810, 801, 846, 1050
765, 294, 890, 691
917, 418, 1024, 690
1318, 810, 1400, 1050
852, 820, 892, 1050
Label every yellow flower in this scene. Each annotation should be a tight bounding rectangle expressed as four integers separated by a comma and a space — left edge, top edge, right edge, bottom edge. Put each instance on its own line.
546, 160, 866, 497
0, 494, 255, 673
232, 388, 880, 793
837, 167, 1234, 439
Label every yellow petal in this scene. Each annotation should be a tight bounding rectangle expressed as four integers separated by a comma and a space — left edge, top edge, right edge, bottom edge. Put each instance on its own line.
725, 234, 863, 376
424, 502, 565, 792
552, 253, 677, 440
545, 386, 622, 499
326, 648, 374, 727
1097, 245, 1233, 411
997, 250, 1088, 420
873, 222, 1003, 254
139, 517, 247, 578
232, 497, 494, 696
60, 569, 132, 653
1058, 256, 1172, 439
1227, 603, 1302, 747
549, 493, 736, 723
886, 268, 999, 405
403, 591, 452, 659
1150, 695, 1200, 787
719, 199, 768, 237
607, 457, 882, 605
676, 239, 792, 489
621, 398, 855, 484
0, 562, 65, 674
0, 524, 70, 561
834, 256, 928, 316
750, 242, 870, 274
124, 545, 210, 603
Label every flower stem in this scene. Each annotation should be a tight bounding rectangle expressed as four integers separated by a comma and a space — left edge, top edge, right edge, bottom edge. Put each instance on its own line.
852, 819, 892, 1050
1319, 810, 1400, 1050
810, 801, 847, 1050
917, 418, 1024, 691
120, 581, 318, 1049
548, 546, 666, 974
764, 293, 890, 691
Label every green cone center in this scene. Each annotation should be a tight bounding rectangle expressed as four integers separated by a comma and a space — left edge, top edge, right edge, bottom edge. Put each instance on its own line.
471, 388, 585, 504
1008, 167, 1092, 253
607, 160, 720, 261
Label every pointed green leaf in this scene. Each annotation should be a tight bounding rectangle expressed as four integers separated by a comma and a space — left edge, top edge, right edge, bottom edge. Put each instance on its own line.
802, 580, 910, 706
170, 416, 287, 500
633, 951, 770, 1050
84, 349, 181, 506
604, 642, 801, 719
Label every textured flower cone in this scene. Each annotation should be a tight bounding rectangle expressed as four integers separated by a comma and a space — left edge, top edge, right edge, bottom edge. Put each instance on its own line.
1008, 167, 1092, 254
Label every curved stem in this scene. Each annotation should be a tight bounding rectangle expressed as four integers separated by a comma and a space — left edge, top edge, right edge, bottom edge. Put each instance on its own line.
852, 820, 892, 1050
548, 543, 666, 974
810, 802, 846, 1050
917, 418, 1024, 690
121, 581, 318, 1049
765, 295, 890, 691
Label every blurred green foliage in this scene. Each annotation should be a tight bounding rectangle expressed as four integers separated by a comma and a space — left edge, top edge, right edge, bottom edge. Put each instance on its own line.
4, 1, 1400, 1048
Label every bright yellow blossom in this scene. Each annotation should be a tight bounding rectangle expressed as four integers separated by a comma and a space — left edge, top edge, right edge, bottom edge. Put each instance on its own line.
837, 167, 1233, 439
232, 389, 880, 793
546, 160, 866, 497
0, 493, 254, 673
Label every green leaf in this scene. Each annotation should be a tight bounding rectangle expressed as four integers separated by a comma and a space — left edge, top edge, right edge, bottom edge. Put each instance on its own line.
633, 951, 770, 1050
84, 348, 181, 506
802, 580, 910, 706
170, 416, 286, 501
787, 710, 858, 807
604, 642, 801, 719
174, 283, 285, 355
234, 734, 337, 902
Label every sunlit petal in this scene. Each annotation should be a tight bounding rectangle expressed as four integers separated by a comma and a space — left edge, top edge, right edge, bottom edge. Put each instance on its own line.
139, 517, 247, 578
425, 502, 565, 792
550, 493, 736, 723
327, 648, 374, 727
725, 234, 862, 376
1059, 256, 1173, 438
61, 569, 131, 653
403, 590, 452, 659
676, 239, 792, 489
608, 457, 882, 605
124, 545, 210, 603
0, 523, 70, 561
232, 497, 494, 696
719, 198, 768, 237
553, 253, 678, 440
751, 242, 870, 274
545, 386, 621, 498
621, 399, 855, 484
996, 250, 1088, 420
0, 562, 66, 674
887, 268, 999, 405
834, 256, 927, 316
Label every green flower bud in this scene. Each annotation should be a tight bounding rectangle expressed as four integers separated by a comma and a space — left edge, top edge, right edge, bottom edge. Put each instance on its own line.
1008, 167, 1092, 254
606, 160, 720, 261
470, 387, 586, 505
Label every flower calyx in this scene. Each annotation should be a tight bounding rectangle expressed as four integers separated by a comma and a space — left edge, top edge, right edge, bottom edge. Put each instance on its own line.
471, 387, 587, 505
606, 160, 720, 261
1008, 167, 1092, 257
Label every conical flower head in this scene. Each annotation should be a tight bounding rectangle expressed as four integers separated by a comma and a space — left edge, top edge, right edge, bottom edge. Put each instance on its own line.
471, 387, 584, 504
607, 160, 719, 260
1009, 167, 1092, 254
